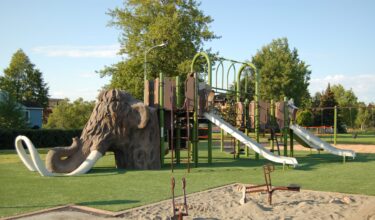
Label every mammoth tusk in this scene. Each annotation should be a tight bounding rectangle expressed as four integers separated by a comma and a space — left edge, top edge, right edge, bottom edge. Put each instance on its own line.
15, 136, 37, 172
14, 135, 102, 177
65, 150, 102, 176
15, 135, 53, 176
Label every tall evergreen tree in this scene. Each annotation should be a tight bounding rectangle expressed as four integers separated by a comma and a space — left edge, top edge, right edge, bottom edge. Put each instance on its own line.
23, 68, 49, 107
319, 84, 344, 131
101, 0, 218, 99
311, 91, 323, 126
0, 49, 49, 108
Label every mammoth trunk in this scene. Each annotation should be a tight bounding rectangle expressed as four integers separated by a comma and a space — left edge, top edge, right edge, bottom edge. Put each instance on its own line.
45, 138, 88, 173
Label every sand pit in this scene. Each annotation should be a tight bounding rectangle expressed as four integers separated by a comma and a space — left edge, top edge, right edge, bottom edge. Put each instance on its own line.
13, 184, 375, 220
119, 184, 375, 220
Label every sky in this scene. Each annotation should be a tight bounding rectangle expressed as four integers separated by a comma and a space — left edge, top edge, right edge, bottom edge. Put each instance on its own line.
0, 0, 374, 103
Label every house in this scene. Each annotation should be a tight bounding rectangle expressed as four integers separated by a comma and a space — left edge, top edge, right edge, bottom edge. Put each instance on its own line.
18, 100, 44, 129
22, 103, 43, 129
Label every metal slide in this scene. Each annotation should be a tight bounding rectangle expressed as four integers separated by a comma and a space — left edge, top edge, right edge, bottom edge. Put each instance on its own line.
290, 124, 356, 158
204, 112, 298, 166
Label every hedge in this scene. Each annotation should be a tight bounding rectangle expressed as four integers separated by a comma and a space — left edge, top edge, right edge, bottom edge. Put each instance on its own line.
0, 129, 82, 150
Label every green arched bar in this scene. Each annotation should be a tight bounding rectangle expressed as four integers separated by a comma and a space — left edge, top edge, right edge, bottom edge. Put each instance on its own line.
191, 52, 212, 166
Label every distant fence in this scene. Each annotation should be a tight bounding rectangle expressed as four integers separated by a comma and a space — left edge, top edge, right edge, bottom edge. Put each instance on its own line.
303, 126, 333, 134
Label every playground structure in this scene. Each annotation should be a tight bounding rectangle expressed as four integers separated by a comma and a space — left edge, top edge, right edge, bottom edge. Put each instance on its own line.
144, 51, 356, 170
14, 51, 356, 176
144, 52, 302, 169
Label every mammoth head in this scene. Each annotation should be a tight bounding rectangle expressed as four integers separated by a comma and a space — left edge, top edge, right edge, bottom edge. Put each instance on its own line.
96, 89, 150, 129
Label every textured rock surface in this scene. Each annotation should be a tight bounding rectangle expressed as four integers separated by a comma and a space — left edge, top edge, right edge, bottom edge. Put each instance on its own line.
46, 89, 161, 173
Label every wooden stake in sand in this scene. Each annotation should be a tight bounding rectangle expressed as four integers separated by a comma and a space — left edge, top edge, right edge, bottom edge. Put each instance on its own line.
171, 177, 188, 220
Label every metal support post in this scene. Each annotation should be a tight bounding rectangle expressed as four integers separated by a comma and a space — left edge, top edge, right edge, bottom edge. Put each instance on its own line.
289, 129, 294, 157
254, 69, 260, 160
270, 100, 275, 152
193, 73, 198, 167
221, 130, 224, 152
244, 98, 249, 157
159, 72, 165, 166
283, 97, 288, 156
334, 105, 337, 145
175, 76, 181, 164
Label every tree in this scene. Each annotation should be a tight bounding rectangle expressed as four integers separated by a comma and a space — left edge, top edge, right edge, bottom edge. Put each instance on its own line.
311, 92, 322, 108
45, 98, 95, 129
101, 0, 218, 100
23, 69, 49, 108
0, 49, 49, 108
355, 102, 372, 130
369, 103, 375, 128
250, 38, 311, 106
311, 91, 324, 126
330, 84, 358, 128
0, 92, 27, 129
296, 109, 313, 126
319, 84, 337, 126
317, 84, 347, 132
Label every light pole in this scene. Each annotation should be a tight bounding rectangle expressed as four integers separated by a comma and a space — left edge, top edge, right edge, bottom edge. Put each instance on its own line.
144, 42, 168, 81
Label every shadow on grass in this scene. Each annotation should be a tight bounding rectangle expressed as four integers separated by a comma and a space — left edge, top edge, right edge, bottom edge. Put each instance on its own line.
162, 157, 276, 173
74, 167, 127, 177
163, 151, 375, 172
0, 204, 61, 209
294, 152, 375, 171
0, 150, 18, 155
36, 149, 373, 176
0, 149, 51, 155
78, 199, 139, 206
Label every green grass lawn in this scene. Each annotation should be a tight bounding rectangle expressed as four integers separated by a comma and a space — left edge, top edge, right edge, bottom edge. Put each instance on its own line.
0, 144, 375, 218
214, 130, 375, 145
212, 131, 375, 145
317, 132, 375, 145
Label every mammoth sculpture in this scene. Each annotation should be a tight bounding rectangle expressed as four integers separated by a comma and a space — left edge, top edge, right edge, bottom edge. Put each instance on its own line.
15, 89, 161, 176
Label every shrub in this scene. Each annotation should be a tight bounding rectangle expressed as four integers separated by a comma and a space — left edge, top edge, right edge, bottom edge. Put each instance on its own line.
296, 109, 313, 126
0, 129, 82, 150
44, 98, 95, 129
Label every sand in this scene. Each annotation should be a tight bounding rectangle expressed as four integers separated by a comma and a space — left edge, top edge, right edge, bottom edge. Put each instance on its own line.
293, 144, 375, 154
11, 183, 375, 220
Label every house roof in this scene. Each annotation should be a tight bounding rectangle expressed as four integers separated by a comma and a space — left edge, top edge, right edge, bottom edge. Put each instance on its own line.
21, 101, 43, 108
25, 106, 44, 110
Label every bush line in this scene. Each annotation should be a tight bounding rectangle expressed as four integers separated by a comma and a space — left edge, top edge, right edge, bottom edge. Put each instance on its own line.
0, 129, 82, 150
